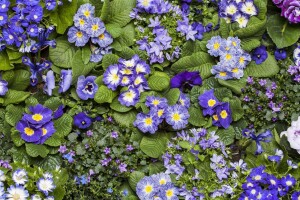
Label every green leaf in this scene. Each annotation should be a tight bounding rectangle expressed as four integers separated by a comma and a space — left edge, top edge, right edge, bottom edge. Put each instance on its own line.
218, 78, 246, 95
219, 18, 230, 38
11, 130, 25, 147
188, 106, 207, 127
109, 0, 136, 27
100, 0, 110, 22
3, 70, 30, 91
171, 52, 215, 73
49, 0, 77, 34
49, 37, 76, 68
110, 97, 133, 112
216, 126, 235, 145
36, 155, 62, 171
241, 38, 261, 52
94, 85, 117, 104
44, 134, 62, 147
129, 171, 145, 192
53, 187, 65, 200
116, 46, 136, 59
165, 88, 180, 105
112, 111, 137, 127
0, 51, 13, 70
3, 90, 30, 105
5, 105, 23, 126
82, 46, 91, 65
6, 48, 23, 63
89, 0, 102, 17
114, 23, 135, 47
234, 17, 267, 38
105, 23, 122, 38
102, 54, 120, 70
71, 50, 97, 84
140, 134, 169, 158
267, 14, 300, 48
25, 144, 49, 158
149, 163, 165, 175
44, 97, 62, 111
181, 40, 207, 57
214, 87, 233, 101
148, 75, 170, 92
254, 0, 267, 20
245, 52, 279, 77
54, 114, 73, 137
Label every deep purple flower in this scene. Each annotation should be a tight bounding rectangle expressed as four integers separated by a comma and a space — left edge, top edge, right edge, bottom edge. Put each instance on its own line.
73, 112, 92, 129
274, 48, 287, 60
16, 120, 43, 143
214, 103, 232, 129
104, 147, 110, 155
76, 75, 98, 100
170, 71, 202, 90
126, 145, 134, 151
281, 0, 300, 23
251, 46, 268, 64
198, 89, 219, 116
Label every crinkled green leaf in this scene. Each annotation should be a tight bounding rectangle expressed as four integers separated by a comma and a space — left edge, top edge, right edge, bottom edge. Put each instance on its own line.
140, 134, 169, 158
110, 97, 133, 112
94, 85, 117, 104
216, 126, 235, 145
3, 90, 30, 105
54, 114, 73, 137
112, 111, 137, 127
129, 171, 145, 192
109, 0, 136, 27
5, 104, 23, 126
0, 51, 13, 70
25, 144, 49, 158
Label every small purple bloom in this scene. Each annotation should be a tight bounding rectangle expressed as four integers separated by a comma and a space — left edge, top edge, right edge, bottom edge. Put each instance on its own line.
73, 112, 92, 129
251, 46, 268, 65
111, 131, 118, 138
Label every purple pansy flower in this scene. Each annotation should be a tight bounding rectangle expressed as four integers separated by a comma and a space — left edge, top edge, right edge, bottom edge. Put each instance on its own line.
73, 112, 92, 129
170, 71, 202, 90
251, 46, 268, 65
76, 75, 98, 100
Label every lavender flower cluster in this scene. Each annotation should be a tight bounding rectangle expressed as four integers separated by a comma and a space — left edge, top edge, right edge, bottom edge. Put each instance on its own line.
136, 173, 179, 200
133, 93, 190, 133
207, 36, 251, 80
0, 0, 57, 53
218, 0, 258, 28
103, 55, 150, 107
273, 0, 300, 23
134, 0, 172, 15
67, 3, 113, 62
198, 89, 233, 129
239, 166, 300, 199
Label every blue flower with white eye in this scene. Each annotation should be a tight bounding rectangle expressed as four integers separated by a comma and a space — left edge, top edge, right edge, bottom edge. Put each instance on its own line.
133, 111, 160, 134
27, 24, 39, 37
91, 31, 113, 47
73, 13, 89, 30
6, 185, 29, 200
12, 169, 28, 185
103, 64, 122, 90
118, 88, 140, 107
206, 36, 226, 57
137, 0, 155, 12
86, 17, 105, 37
0, 0, 10, 12
67, 26, 89, 47
45, 0, 56, 10
76, 75, 98, 100
281, 174, 296, 189
24, 0, 40, 6
3, 28, 16, 45
165, 105, 189, 130
27, 5, 43, 23
77, 3, 95, 19
0, 12, 8, 26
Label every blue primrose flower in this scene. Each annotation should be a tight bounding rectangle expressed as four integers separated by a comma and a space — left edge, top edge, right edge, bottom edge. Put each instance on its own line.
198, 89, 219, 116
77, 3, 95, 19
59, 69, 72, 93
136, 176, 157, 200
170, 71, 202, 90
177, 92, 190, 109
206, 36, 226, 57
251, 46, 268, 65
16, 120, 43, 143
91, 31, 113, 48
73, 112, 92, 129
76, 75, 98, 100
23, 104, 53, 127
159, 183, 179, 200
90, 46, 112, 63
165, 105, 190, 130
145, 96, 168, 109
37, 121, 56, 144
133, 111, 160, 134
103, 64, 122, 90
214, 102, 232, 129
67, 26, 89, 47
118, 88, 140, 107
86, 17, 105, 37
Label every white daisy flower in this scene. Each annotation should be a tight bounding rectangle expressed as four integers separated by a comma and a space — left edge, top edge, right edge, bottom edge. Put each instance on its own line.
36, 178, 56, 196
6, 185, 29, 200
12, 169, 28, 185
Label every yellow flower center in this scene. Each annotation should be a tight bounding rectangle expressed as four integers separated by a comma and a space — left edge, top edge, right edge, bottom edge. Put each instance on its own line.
79, 19, 85, 25
145, 185, 152, 193
112, 74, 119, 81
232, 41, 237, 46
24, 127, 34, 136
12, 193, 21, 200
239, 57, 245, 63
220, 110, 228, 119
145, 117, 152, 125
123, 68, 132, 75
213, 115, 218, 121
122, 77, 128, 83
92, 24, 99, 31
157, 109, 164, 117
166, 189, 173, 197
42, 128, 47, 136
208, 99, 216, 107
99, 34, 105, 40
125, 91, 133, 98
220, 72, 227, 77
76, 31, 83, 38
172, 113, 181, 121
225, 54, 232, 60
159, 179, 166, 185
213, 43, 220, 50
142, 0, 149, 6
84, 10, 90, 17
153, 99, 160, 106
32, 114, 43, 122
232, 68, 239, 73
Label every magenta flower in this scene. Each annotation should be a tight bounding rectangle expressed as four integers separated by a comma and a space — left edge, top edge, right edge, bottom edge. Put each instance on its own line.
281, 0, 300, 23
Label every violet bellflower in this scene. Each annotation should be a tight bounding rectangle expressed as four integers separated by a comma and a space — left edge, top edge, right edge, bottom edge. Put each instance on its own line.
76, 75, 98, 100
170, 71, 202, 90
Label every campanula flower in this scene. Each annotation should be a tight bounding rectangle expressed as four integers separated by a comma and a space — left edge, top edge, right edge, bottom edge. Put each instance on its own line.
76, 75, 98, 100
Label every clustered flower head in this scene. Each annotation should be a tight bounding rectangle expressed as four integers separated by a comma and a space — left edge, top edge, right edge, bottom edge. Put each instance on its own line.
103, 55, 150, 107
281, 116, 300, 154
134, 94, 190, 133
67, 3, 113, 62
207, 36, 251, 80
16, 104, 56, 144
273, 0, 300, 23
0, 169, 56, 199
136, 173, 179, 200
198, 89, 233, 129
219, 0, 258, 28
134, 0, 172, 15
0, 0, 57, 52
239, 166, 297, 199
